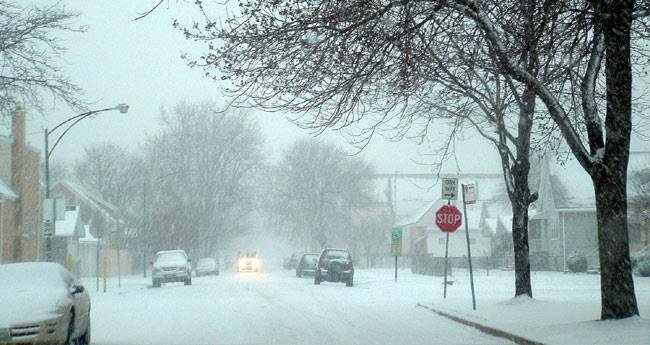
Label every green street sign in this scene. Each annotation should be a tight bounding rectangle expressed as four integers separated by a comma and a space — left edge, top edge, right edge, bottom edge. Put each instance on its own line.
391, 227, 402, 243
391, 227, 402, 256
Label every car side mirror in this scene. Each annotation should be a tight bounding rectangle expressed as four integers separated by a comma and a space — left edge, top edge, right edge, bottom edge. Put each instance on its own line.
71, 285, 85, 294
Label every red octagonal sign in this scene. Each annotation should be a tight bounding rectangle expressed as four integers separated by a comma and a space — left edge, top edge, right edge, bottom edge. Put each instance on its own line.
435, 205, 462, 233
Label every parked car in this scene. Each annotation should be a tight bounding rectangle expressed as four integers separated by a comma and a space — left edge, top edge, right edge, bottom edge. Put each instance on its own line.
0, 262, 91, 345
296, 253, 319, 277
195, 258, 219, 276
238, 252, 261, 272
283, 252, 302, 270
151, 249, 192, 287
314, 248, 354, 287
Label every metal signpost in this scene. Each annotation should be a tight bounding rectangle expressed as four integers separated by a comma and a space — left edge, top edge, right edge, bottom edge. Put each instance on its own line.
390, 227, 402, 282
438, 176, 461, 299
436, 204, 462, 298
462, 184, 477, 310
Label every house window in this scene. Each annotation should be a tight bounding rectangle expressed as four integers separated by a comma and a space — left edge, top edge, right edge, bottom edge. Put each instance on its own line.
550, 223, 559, 240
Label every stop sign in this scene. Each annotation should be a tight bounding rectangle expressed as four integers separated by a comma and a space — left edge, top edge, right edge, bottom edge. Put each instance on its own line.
435, 205, 462, 233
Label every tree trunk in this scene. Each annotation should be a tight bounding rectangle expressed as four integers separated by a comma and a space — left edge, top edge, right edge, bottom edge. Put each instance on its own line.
590, 0, 639, 319
593, 171, 638, 319
511, 192, 532, 297
509, 89, 536, 297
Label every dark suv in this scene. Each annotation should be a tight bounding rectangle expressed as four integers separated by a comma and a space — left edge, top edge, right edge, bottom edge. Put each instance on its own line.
314, 248, 354, 287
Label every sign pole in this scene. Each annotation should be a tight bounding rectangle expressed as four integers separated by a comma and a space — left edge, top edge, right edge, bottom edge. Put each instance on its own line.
443, 231, 450, 298
390, 227, 402, 282
461, 184, 477, 310
394, 255, 398, 282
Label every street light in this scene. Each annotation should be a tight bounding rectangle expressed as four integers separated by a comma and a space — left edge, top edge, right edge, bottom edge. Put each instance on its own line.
44, 104, 129, 262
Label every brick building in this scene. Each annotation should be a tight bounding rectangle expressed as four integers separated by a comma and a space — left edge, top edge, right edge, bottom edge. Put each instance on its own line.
0, 106, 43, 263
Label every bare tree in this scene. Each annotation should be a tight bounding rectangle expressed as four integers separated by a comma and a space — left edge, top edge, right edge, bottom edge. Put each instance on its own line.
74, 143, 144, 213
143, 102, 264, 257
0, 1, 85, 119
267, 139, 375, 251
177, 0, 647, 319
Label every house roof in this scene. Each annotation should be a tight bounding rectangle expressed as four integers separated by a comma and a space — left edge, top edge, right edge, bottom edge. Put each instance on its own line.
59, 181, 118, 212
0, 178, 18, 200
546, 151, 650, 209
394, 174, 508, 228
55, 208, 79, 237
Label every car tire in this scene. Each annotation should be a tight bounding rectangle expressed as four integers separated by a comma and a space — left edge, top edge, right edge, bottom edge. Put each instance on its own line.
152, 279, 161, 288
346, 276, 354, 287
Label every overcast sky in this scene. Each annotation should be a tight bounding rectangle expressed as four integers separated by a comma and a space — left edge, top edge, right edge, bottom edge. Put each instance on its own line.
18, 1, 650, 177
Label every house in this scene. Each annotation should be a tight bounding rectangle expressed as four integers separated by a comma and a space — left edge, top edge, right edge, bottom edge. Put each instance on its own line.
529, 152, 650, 271
50, 181, 132, 277
52, 205, 84, 272
0, 106, 43, 263
395, 175, 506, 273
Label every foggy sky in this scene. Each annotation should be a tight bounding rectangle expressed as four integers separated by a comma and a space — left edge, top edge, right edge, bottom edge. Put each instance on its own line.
19, 1, 650, 176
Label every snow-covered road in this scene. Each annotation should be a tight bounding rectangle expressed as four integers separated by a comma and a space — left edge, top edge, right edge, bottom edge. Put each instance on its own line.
88, 269, 511, 345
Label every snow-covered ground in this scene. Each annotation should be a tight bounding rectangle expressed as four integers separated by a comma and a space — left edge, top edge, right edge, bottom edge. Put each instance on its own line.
83, 268, 650, 345
84, 269, 512, 345
422, 268, 650, 345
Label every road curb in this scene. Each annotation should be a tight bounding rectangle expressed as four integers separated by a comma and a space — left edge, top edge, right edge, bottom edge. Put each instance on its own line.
416, 303, 547, 345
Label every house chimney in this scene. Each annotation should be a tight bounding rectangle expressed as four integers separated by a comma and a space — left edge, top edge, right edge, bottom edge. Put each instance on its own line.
11, 105, 26, 261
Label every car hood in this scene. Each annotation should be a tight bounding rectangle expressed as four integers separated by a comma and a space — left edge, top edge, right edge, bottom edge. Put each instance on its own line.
0, 287, 70, 327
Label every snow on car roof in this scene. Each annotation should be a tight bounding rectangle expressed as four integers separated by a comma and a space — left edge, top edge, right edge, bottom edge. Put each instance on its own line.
156, 249, 187, 255
0, 262, 70, 290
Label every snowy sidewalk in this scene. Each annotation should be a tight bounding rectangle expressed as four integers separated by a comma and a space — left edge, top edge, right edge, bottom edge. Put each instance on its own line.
418, 269, 650, 345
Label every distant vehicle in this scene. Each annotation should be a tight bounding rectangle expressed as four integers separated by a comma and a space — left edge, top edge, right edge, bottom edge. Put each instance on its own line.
238, 252, 261, 273
0, 262, 91, 345
151, 249, 192, 287
195, 258, 219, 276
314, 248, 354, 287
296, 253, 319, 277
283, 252, 302, 270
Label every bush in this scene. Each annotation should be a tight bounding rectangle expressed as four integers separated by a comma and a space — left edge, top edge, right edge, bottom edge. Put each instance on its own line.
567, 254, 588, 273
636, 260, 650, 277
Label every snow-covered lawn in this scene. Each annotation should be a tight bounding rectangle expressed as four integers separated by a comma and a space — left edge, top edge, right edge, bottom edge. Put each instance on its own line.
420, 268, 650, 345
83, 268, 649, 345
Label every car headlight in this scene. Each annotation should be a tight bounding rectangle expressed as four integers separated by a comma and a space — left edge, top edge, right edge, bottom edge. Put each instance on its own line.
54, 301, 70, 317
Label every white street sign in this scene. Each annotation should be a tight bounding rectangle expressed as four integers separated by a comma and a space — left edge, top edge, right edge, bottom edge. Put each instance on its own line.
43, 198, 65, 221
441, 178, 458, 200
463, 184, 477, 204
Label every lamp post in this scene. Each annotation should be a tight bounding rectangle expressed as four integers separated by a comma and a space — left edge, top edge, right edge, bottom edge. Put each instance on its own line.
44, 104, 129, 262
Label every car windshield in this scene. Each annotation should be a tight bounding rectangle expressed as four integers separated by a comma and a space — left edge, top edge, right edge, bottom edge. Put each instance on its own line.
155, 252, 187, 264
197, 258, 215, 266
323, 250, 349, 260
